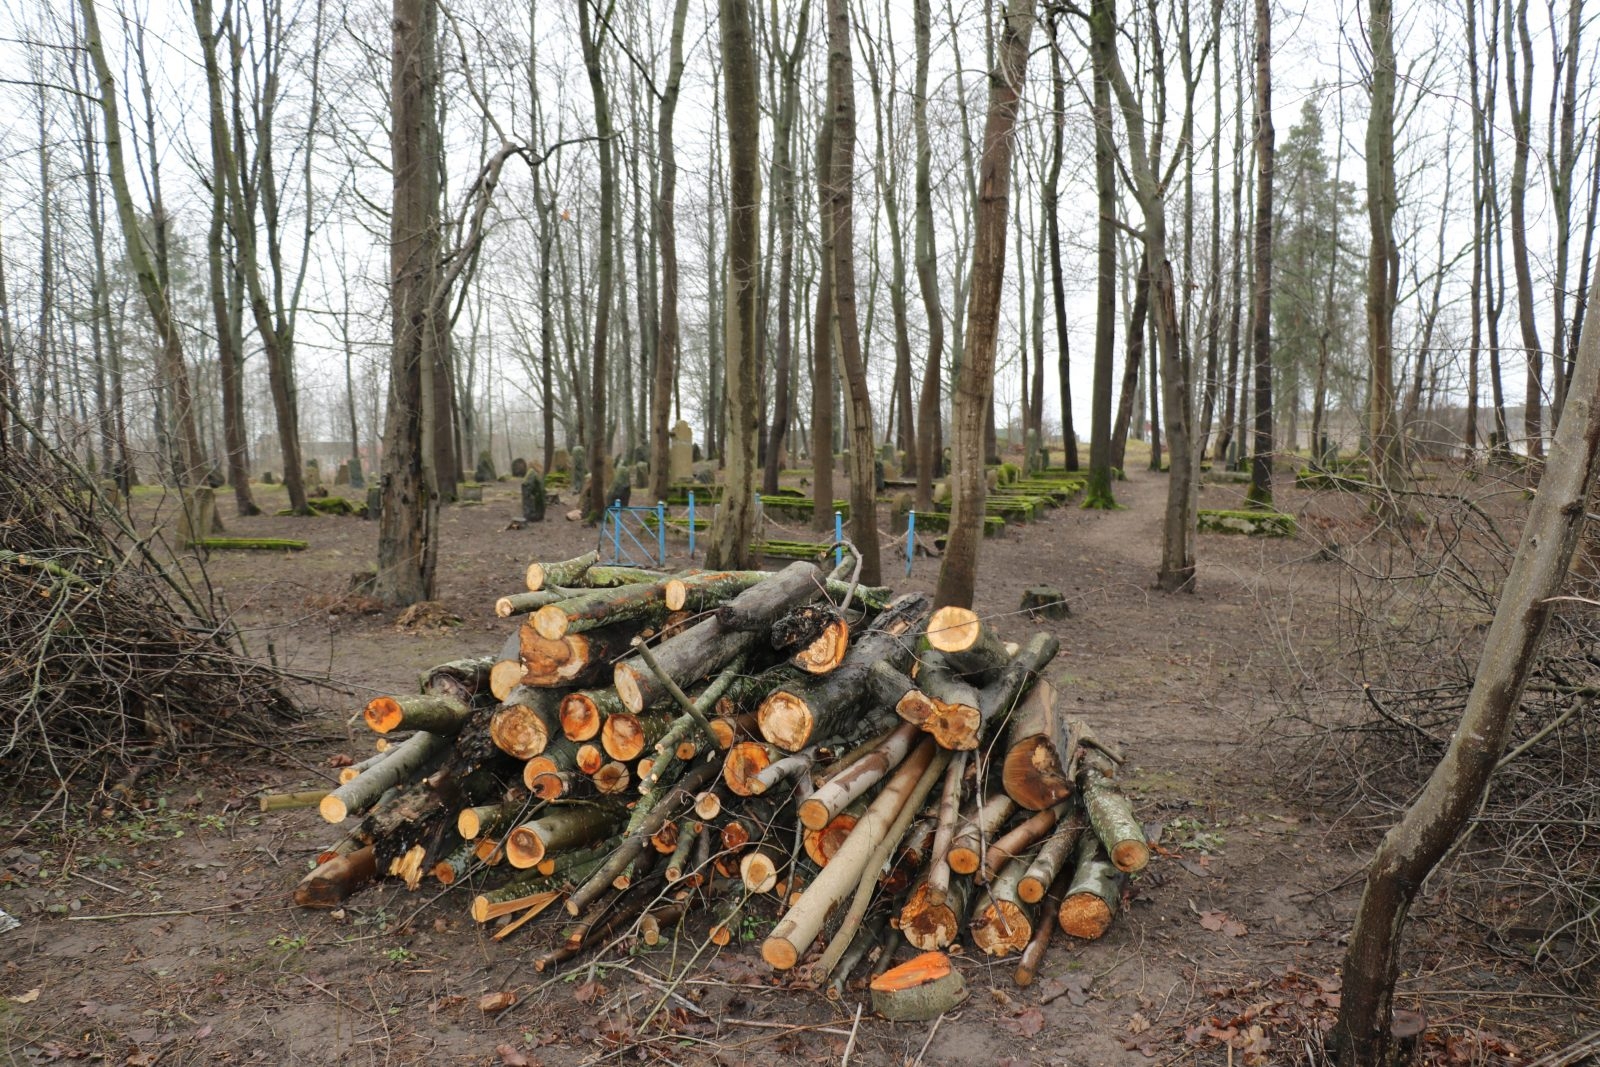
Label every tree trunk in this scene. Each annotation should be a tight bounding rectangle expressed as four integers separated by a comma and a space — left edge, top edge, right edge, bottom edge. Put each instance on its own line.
1111, 255, 1148, 472
1365, 0, 1402, 491
762, 4, 810, 495
1084, 2, 1119, 507
649, 0, 692, 504
706, 0, 761, 569
1046, 20, 1077, 472
1332, 267, 1600, 1067
1504, 0, 1542, 457
578, 0, 615, 521
934, 0, 1036, 608
1245, 0, 1274, 508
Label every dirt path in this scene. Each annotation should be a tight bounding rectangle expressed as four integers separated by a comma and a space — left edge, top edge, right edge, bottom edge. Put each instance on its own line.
2, 466, 1371, 1066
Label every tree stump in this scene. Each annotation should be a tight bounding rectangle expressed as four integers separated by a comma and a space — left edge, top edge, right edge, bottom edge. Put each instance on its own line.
1020, 586, 1070, 620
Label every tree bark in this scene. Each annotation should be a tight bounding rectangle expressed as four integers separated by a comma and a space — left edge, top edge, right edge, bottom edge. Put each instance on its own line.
1245, 0, 1274, 508
934, 0, 1037, 608
649, 0, 693, 504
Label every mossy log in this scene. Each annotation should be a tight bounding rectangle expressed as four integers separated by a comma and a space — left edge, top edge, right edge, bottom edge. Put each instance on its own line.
195, 537, 308, 551
613, 619, 760, 715
517, 621, 636, 688
1196, 508, 1297, 537
978, 632, 1060, 729
504, 801, 627, 869
494, 590, 567, 618
418, 657, 495, 701
600, 709, 671, 762
712, 561, 827, 629
1080, 764, 1149, 873
1058, 832, 1125, 939
1019, 587, 1071, 620
363, 693, 471, 735
532, 580, 672, 640
524, 550, 599, 591
1018, 810, 1086, 903
870, 951, 968, 1021
319, 730, 449, 823
522, 734, 581, 784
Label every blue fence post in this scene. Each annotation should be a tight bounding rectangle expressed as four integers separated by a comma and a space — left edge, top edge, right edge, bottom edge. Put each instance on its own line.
611, 499, 622, 562
655, 501, 666, 566
906, 510, 916, 577
688, 491, 696, 558
834, 510, 843, 567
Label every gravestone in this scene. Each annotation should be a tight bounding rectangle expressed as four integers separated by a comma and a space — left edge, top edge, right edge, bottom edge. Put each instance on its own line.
335, 461, 351, 486
521, 469, 547, 522
670, 421, 695, 481
552, 448, 571, 474
261, 471, 277, 485
511, 457, 528, 478
475, 449, 497, 483
349, 457, 365, 490
633, 460, 649, 489
570, 445, 588, 493
365, 485, 381, 519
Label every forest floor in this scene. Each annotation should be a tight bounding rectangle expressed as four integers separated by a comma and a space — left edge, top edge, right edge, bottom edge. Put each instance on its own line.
2, 447, 1592, 1066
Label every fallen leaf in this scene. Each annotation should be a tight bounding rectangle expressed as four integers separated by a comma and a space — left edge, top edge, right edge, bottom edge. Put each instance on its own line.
126, 1053, 155, 1067
1038, 972, 1092, 1007
194, 1025, 212, 1040
1001, 1007, 1045, 1038
1128, 1011, 1151, 1034
496, 1045, 531, 1066
1199, 911, 1226, 932
573, 980, 604, 1005
9, 988, 39, 1004
479, 990, 517, 1014
1222, 918, 1248, 938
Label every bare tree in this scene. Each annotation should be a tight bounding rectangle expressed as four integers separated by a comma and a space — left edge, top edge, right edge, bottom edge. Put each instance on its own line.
1504, 0, 1543, 457
577, 0, 616, 521
1365, 0, 1402, 490
1333, 269, 1600, 1066
649, 0, 693, 504
934, 0, 1036, 608
705, 0, 762, 569
911, 0, 944, 509
1245, 0, 1273, 507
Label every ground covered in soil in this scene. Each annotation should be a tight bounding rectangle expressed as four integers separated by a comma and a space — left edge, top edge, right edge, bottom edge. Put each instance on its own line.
2, 452, 1590, 1066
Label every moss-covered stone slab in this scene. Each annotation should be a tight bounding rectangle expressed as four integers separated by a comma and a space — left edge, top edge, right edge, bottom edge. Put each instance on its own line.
1295, 467, 1369, 490
1197, 509, 1296, 537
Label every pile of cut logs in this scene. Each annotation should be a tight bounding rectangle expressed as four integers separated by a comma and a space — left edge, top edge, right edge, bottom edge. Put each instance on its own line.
287, 551, 1144, 996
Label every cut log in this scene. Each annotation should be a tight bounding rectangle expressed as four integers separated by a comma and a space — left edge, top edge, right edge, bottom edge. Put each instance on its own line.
337, 751, 386, 784
1014, 872, 1065, 986
574, 744, 605, 775
763, 738, 939, 969
363, 693, 471, 735
749, 748, 816, 795
600, 710, 669, 762
518, 622, 637, 688
495, 589, 567, 618
1058, 833, 1125, 939
592, 761, 631, 795
907, 653, 984, 750
947, 790, 1016, 875
639, 902, 688, 946
613, 620, 760, 715
293, 845, 376, 907
665, 820, 702, 882
504, 803, 625, 869
708, 711, 761, 749
723, 740, 782, 796
793, 615, 850, 673
922, 605, 1009, 679
1018, 810, 1086, 904
1001, 680, 1078, 810
924, 751, 970, 903
319, 731, 448, 823
525, 550, 599, 591
559, 687, 627, 742
418, 657, 496, 700
712, 560, 826, 629
1080, 764, 1149, 873
532, 580, 672, 640
758, 594, 931, 752
489, 660, 526, 702
983, 801, 1070, 883
458, 797, 527, 840
529, 770, 596, 801
978, 632, 1060, 727
971, 853, 1036, 957
739, 846, 785, 893
869, 951, 967, 1021
898, 871, 971, 951
522, 734, 581, 785
664, 569, 768, 612
259, 789, 326, 812
490, 890, 564, 940
802, 795, 867, 867
489, 687, 563, 759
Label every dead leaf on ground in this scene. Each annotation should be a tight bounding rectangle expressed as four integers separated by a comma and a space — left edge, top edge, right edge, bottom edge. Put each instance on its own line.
1128, 1011, 1151, 1034
572, 979, 605, 1004
9, 987, 39, 1004
1001, 1006, 1046, 1038
496, 1044, 532, 1066
479, 990, 517, 1014
1038, 972, 1092, 1007
1199, 910, 1248, 937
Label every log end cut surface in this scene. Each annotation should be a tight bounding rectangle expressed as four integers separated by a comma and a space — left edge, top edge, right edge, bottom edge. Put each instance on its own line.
1059, 894, 1114, 939
869, 951, 967, 1021
363, 697, 404, 733
756, 690, 815, 753
925, 605, 982, 653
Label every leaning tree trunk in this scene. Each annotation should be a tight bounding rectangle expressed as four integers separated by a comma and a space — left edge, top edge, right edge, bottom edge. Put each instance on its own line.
705, 0, 761, 569
934, 0, 1037, 608
1332, 269, 1600, 1064
911, 0, 944, 509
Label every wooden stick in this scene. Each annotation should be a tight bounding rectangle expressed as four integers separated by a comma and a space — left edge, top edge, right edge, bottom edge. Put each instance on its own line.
982, 801, 1070, 883
798, 720, 922, 830
259, 789, 327, 812
319, 731, 447, 823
